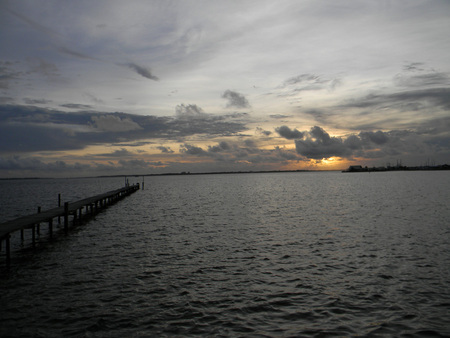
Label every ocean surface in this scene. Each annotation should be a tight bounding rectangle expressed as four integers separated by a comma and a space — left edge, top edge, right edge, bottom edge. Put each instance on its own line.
1, 171, 449, 337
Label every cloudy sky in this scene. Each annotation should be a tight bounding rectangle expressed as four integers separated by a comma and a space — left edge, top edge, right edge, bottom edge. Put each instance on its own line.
1, 0, 449, 177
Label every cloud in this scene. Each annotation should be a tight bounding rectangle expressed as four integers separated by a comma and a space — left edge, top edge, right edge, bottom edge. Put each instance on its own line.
276, 125, 304, 139
270, 114, 292, 119
61, 103, 93, 110
180, 144, 208, 156
0, 61, 22, 89
295, 126, 351, 159
58, 47, 100, 61
90, 115, 143, 132
281, 74, 341, 93
125, 62, 159, 81
0, 104, 249, 153
157, 146, 174, 153
222, 90, 250, 108
175, 103, 206, 119
256, 127, 272, 136
284, 124, 450, 163
23, 98, 52, 105
26, 58, 60, 78
355, 88, 450, 111
98, 148, 134, 157
208, 141, 231, 153
177, 139, 304, 168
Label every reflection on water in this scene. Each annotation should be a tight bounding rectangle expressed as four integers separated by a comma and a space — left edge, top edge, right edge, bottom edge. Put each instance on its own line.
1, 172, 449, 336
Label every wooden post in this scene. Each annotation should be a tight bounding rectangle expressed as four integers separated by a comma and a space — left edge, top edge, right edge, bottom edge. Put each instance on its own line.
58, 193, 61, 224
49, 219, 53, 239
64, 202, 69, 232
142, 176, 145, 190
32, 225, 36, 247
37, 207, 41, 235
5, 234, 11, 268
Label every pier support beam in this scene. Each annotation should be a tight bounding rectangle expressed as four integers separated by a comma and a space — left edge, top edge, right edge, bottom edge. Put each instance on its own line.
64, 202, 69, 232
49, 219, 53, 239
5, 234, 10, 268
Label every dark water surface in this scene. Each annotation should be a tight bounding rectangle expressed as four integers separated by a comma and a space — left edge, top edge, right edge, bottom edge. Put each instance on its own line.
1, 172, 449, 337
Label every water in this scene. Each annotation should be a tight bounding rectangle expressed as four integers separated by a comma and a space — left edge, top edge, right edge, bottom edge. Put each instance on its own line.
1, 171, 449, 337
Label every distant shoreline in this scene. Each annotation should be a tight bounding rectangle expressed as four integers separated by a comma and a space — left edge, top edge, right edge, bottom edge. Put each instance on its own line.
342, 164, 450, 173
1, 166, 449, 180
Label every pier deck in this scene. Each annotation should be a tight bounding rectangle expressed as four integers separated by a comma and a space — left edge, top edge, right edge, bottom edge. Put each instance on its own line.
0, 184, 139, 268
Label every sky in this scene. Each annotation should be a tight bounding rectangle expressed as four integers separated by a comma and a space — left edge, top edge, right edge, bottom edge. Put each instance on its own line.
1, 0, 449, 177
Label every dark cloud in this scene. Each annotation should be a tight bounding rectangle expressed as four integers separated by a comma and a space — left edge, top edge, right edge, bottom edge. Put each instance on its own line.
177, 139, 304, 168
256, 127, 272, 136
283, 124, 450, 163
175, 103, 206, 119
0, 155, 91, 172
281, 74, 341, 93
359, 131, 389, 145
269, 114, 292, 119
171, 104, 249, 138
402, 62, 425, 72
342, 88, 450, 111
125, 62, 159, 81
295, 126, 352, 159
61, 103, 93, 110
23, 98, 52, 105
58, 47, 100, 61
276, 126, 304, 140
157, 146, 174, 153
0, 104, 248, 153
394, 72, 450, 88
180, 144, 208, 156
98, 148, 134, 157
222, 90, 250, 108
208, 141, 230, 153
303, 109, 331, 124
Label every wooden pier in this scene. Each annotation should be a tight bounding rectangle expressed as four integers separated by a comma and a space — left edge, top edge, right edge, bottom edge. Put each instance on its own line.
0, 184, 139, 268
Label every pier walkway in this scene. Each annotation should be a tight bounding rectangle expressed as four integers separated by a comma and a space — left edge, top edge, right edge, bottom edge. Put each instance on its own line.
0, 184, 139, 268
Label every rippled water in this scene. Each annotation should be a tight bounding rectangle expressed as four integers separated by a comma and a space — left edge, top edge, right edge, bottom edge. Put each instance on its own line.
1, 172, 449, 337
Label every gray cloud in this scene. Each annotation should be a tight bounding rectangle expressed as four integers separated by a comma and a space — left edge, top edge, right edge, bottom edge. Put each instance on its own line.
0, 104, 248, 153
256, 127, 272, 136
98, 148, 134, 157
270, 114, 292, 119
125, 62, 159, 81
157, 146, 174, 153
177, 139, 304, 167
23, 98, 52, 105
0, 61, 22, 89
276, 126, 304, 140
394, 72, 450, 88
281, 74, 341, 94
61, 103, 93, 110
295, 126, 351, 159
58, 47, 100, 61
222, 90, 250, 108
175, 103, 206, 119
27, 58, 60, 78
287, 124, 450, 163
180, 144, 208, 156
340, 88, 450, 112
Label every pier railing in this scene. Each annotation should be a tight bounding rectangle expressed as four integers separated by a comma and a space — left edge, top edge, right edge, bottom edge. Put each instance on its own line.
0, 183, 139, 268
